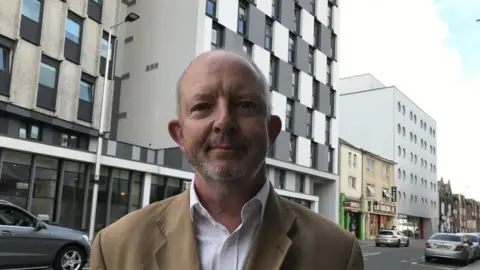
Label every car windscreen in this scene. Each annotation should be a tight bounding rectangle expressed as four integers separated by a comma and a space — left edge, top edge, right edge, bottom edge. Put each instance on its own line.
379, 231, 394, 235
466, 235, 479, 243
430, 234, 461, 242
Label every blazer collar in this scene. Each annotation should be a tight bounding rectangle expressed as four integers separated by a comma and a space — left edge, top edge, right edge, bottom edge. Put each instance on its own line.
154, 183, 296, 270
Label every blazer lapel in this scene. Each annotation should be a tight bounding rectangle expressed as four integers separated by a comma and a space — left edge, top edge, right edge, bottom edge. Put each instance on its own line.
154, 187, 201, 270
245, 187, 297, 270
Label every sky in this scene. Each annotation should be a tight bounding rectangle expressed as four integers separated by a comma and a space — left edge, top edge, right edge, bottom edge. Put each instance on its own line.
338, 0, 480, 200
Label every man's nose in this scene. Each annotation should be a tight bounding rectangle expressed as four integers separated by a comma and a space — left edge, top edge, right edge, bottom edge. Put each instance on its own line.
212, 101, 237, 134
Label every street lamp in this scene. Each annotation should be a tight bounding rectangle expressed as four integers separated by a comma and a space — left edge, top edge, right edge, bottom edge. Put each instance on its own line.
88, 12, 140, 242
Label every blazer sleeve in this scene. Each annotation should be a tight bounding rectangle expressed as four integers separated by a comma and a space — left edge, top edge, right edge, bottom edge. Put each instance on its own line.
90, 230, 107, 270
346, 236, 364, 270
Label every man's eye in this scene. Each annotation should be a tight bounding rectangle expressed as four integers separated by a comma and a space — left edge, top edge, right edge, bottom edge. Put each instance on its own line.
192, 103, 210, 112
238, 101, 256, 109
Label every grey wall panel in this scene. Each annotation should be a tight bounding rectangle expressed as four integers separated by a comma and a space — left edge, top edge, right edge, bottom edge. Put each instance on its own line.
163, 148, 185, 169
317, 143, 329, 172
181, 156, 194, 172
116, 142, 133, 160
7, 118, 21, 137
274, 130, 291, 162
41, 127, 54, 145
297, 0, 313, 13
320, 24, 332, 58
318, 82, 330, 115
247, 6, 266, 46
109, 77, 122, 140
295, 37, 310, 74
277, 59, 292, 97
293, 101, 307, 137
224, 28, 244, 54
280, 0, 295, 32
140, 148, 148, 163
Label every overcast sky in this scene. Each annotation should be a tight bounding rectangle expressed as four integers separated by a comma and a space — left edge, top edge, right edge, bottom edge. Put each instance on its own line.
338, 0, 480, 200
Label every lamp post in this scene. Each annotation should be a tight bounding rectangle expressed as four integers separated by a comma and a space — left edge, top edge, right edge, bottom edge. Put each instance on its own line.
88, 12, 140, 242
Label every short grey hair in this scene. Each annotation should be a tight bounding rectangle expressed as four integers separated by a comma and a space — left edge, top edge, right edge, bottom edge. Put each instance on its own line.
176, 49, 271, 118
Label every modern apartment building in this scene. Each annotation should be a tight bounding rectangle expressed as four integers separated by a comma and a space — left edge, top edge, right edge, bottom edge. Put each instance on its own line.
112, 0, 341, 221
338, 74, 439, 238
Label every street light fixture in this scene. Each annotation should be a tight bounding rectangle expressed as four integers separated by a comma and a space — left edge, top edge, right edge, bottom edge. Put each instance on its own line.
88, 12, 140, 242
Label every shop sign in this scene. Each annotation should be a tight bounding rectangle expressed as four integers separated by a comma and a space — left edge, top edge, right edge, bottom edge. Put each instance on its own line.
373, 202, 396, 215
344, 201, 361, 210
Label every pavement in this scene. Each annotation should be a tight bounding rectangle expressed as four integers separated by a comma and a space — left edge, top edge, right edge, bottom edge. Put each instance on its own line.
360, 240, 480, 270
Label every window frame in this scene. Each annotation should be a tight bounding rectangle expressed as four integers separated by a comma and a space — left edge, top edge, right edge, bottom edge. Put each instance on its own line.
288, 34, 296, 64
265, 19, 273, 51
206, 0, 217, 18
237, 1, 248, 35
286, 99, 294, 131
306, 109, 313, 138
308, 47, 314, 75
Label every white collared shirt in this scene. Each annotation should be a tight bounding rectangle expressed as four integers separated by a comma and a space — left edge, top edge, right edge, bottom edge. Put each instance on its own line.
189, 179, 270, 270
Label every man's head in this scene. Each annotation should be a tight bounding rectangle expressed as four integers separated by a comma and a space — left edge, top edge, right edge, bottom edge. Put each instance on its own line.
168, 50, 282, 190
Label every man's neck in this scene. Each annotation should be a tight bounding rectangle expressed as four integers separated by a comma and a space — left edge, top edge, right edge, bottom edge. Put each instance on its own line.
193, 168, 266, 232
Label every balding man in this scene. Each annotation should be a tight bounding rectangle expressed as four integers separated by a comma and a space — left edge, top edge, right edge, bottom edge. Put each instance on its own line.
90, 50, 364, 270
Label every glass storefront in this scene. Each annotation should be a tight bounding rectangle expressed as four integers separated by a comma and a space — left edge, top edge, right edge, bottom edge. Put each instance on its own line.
148, 176, 187, 204
131, 172, 142, 211
60, 161, 86, 229
87, 166, 109, 231
31, 156, 58, 219
0, 150, 32, 208
397, 214, 420, 238
110, 168, 130, 224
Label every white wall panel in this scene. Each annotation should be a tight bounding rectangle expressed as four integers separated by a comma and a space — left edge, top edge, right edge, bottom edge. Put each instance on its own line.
203, 16, 213, 53
331, 60, 339, 90
218, 0, 239, 33
272, 21, 289, 63
299, 71, 313, 107
257, 0, 273, 17
271, 91, 287, 131
301, 10, 315, 46
142, 173, 152, 207
195, 6, 208, 56
297, 136, 312, 167
252, 45, 270, 80
315, 50, 327, 85
313, 111, 326, 143
333, 6, 340, 34
331, 118, 338, 149
285, 171, 296, 191
316, 0, 329, 26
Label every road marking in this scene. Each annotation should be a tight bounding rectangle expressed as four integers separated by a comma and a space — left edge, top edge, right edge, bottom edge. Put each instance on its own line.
363, 252, 382, 257
410, 262, 454, 270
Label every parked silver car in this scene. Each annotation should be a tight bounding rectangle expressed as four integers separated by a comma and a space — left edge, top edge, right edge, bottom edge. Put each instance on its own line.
425, 233, 475, 266
375, 230, 410, 247
0, 200, 90, 270
463, 233, 480, 259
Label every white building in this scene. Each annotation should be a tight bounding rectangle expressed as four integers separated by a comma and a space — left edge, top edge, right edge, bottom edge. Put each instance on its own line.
112, 0, 341, 222
338, 74, 439, 238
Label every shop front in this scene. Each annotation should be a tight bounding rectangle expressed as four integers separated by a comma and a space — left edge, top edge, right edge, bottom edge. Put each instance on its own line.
366, 201, 396, 239
397, 214, 422, 239
343, 199, 363, 239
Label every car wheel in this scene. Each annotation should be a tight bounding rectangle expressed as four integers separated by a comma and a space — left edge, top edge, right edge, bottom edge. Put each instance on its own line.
425, 256, 432, 262
375, 243, 380, 247
405, 239, 410, 247
461, 256, 470, 266
53, 245, 85, 270
396, 240, 401, 247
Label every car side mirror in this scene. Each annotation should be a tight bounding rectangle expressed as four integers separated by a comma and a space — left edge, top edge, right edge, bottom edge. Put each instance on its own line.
34, 222, 44, 231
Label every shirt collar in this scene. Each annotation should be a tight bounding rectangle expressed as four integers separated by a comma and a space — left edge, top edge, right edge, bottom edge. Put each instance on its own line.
189, 178, 271, 222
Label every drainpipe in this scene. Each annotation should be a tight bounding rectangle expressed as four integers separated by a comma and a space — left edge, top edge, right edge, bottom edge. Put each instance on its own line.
340, 193, 345, 229
360, 198, 365, 240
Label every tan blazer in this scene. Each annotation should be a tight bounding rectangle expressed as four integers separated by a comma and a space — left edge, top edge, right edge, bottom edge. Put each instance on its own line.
91, 185, 364, 270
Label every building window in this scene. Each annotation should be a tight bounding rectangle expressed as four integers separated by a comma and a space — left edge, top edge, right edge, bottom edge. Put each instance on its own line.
310, 142, 317, 168
325, 116, 331, 145
286, 99, 294, 131
0, 42, 13, 97
367, 158, 375, 171
331, 34, 336, 58
64, 11, 83, 64
18, 123, 41, 141
88, 0, 103, 23
20, 0, 44, 45
310, 0, 316, 14
99, 31, 115, 79
328, 3, 333, 28
242, 39, 252, 56
37, 55, 59, 111
314, 21, 320, 47
269, 57, 278, 89
279, 170, 286, 189
327, 59, 332, 85
328, 147, 334, 172
238, 1, 248, 35
211, 23, 223, 49
288, 34, 296, 63
353, 154, 357, 167
329, 89, 335, 116
348, 152, 351, 167
289, 135, 297, 163
206, 0, 216, 17
31, 156, 59, 220
0, 150, 33, 208
308, 47, 314, 75
348, 176, 356, 189
294, 5, 301, 34
77, 73, 95, 122
109, 169, 130, 224
265, 19, 273, 50
60, 132, 88, 150
292, 69, 299, 98
306, 109, 313, 138
312, 80, 319, 109
298, 175, 305, 193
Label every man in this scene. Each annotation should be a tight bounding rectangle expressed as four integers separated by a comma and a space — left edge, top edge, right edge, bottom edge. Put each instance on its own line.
90, 50, 364, 270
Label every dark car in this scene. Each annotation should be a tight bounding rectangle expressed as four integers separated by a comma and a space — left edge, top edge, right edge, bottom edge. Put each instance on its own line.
0, 200, 90, 270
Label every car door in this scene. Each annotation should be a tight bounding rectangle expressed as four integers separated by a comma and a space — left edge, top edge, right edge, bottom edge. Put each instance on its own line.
0, 204, 51, 268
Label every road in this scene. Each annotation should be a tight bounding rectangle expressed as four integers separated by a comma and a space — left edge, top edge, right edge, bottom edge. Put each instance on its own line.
360, 240, 480, 270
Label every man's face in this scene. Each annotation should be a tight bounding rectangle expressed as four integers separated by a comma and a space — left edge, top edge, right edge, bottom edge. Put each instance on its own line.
169, 53, 281, 188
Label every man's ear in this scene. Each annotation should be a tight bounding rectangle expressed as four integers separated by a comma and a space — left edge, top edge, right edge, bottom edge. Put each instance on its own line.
168, 119, 185, 151
267, 115, 282, 146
